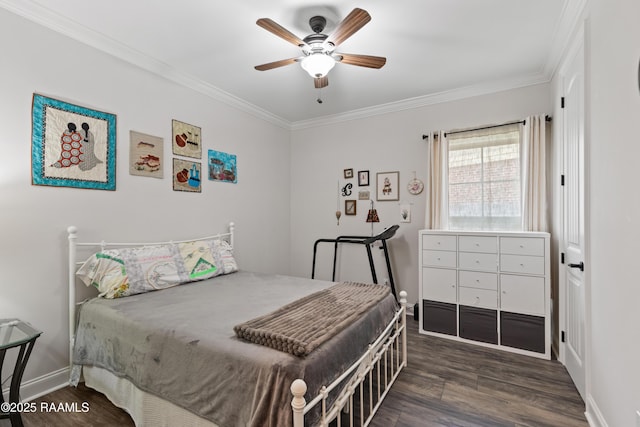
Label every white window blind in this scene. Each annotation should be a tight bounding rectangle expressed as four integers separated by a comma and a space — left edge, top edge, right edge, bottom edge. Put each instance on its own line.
447, 123, 522, 230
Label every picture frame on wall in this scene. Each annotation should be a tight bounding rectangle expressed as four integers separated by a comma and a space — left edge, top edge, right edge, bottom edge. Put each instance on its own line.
358, 170, 369, 186
400, 203, 412, 223
129, 131, 163, 178
376, 171, 400, 201
172, 119, 201, 159
173, 158, 201, 192
31, 93, 116, 190
344, 168, 354, 179
345, 199, 357, 215
208, 149, 237, 183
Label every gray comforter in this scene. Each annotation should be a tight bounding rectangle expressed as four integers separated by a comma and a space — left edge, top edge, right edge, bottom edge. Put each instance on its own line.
71, 271, 398, 427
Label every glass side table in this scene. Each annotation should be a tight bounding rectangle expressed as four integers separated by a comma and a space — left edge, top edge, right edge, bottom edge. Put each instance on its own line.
0, 319, 42, 427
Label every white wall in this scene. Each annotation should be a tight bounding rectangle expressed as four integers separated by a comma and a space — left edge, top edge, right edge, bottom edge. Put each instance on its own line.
290, 85, 552, 307
581, 0, 640, 425
0, 8, 291, 397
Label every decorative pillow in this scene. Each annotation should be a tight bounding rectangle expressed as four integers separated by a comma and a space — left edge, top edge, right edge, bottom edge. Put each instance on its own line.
76, 238, 236, 298
177, 239, 221, 281
76, 250, 129, 298
211, 240, 238, 275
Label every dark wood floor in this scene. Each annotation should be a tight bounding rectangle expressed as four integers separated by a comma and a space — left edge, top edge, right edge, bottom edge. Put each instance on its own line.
371, 320, 587, 427
14, 319, 587, 427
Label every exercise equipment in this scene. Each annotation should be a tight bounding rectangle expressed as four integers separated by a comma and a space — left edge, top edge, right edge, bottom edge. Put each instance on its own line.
311, 225, 400, 300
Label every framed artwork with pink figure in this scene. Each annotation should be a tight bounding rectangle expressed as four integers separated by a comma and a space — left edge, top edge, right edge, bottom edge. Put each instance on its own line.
376, 171, 399, 201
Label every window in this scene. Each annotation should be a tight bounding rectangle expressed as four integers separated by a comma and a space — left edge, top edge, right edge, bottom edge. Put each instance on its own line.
447, 123, 522, 230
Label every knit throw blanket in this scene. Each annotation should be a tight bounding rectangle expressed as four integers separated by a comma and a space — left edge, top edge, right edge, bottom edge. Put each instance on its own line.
233, 282, 390, 357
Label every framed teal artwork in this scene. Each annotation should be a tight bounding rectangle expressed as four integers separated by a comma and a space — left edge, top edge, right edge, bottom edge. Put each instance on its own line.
31, 93, 116, 190
208, 149, 237, 183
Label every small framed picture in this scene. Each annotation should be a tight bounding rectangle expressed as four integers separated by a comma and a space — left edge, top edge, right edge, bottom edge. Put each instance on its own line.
358, 190, 370, 200
173, 158, 201, 192
172, 119, 201, 159
130, 131, 163, 178
400, 203, 412, 223
344, 168, 354, 179
358, 170, 370, 186
377, 171, 400, 201
345, 199, 357, 215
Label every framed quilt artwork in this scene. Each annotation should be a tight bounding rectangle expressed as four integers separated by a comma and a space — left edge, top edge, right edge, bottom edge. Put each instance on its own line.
173, 158, 201, 192
31, 94, 116, 190
172, 119, 201, 159
129, 131, 163, 178
208, 149, 237, 183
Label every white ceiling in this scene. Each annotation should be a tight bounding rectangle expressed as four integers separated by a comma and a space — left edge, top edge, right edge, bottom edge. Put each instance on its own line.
2, 0, 580, 127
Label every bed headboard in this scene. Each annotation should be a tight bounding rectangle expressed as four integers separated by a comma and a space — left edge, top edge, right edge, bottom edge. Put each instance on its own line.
66, 222, 235, 369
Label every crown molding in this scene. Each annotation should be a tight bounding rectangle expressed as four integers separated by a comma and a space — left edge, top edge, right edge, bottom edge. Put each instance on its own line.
2, 0, 584, 132
290, 73, 552, 131
541, 0, 589, 79
0, 0, 291, 130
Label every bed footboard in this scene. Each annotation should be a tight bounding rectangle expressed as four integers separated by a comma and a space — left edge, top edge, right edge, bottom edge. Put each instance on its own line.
292, 290, 407, 427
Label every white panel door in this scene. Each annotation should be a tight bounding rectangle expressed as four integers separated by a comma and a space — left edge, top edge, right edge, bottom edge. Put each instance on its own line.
562, 36, 586, 400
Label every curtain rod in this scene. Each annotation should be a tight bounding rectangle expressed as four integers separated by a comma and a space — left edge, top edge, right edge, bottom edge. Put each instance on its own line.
422, 115, 551, 140
444, 119, 525, 137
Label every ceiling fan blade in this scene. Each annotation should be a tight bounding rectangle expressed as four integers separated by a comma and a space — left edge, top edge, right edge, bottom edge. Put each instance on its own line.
337, 53, 386, 69
256, 18, 306, 47
254, 58, 298, 71
326, 8, 371, 47
314, 76, 329, 88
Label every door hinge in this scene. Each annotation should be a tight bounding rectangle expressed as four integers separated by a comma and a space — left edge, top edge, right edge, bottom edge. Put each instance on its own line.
561, 97, 565, 108
561, 174, 565, 186
561, 331, 566, 343
561, 253, 565, 264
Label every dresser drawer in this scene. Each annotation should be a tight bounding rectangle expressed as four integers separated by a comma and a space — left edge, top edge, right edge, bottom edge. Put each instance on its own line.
459, 306, 498, 345
422, 234, 457, 251
500, 274, 545, 315
422, 250, 457, 268
459, 252, 498, 272
500, 254, 545, 275
459, 271, 498, 290
459, 287, 497, 309
422, 267, 457, 303
500, 237, 544, 256
459, 236, 497, 253
423, 300, 457, 336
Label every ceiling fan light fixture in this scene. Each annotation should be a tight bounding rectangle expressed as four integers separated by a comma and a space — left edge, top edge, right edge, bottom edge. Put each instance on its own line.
301, 53, 335, 78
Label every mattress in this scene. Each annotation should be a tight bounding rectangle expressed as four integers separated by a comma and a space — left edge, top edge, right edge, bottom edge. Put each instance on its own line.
71, 270, 398, 427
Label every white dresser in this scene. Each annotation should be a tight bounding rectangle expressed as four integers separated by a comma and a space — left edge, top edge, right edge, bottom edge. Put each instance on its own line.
418, 230, 551, 359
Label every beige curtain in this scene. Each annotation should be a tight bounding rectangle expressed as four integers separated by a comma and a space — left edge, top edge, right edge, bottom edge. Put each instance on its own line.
425, 131, 448, 229
522, 115, 548, 231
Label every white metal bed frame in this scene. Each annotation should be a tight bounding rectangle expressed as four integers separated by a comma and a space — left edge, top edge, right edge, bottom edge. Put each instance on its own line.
67, 222, 407, 427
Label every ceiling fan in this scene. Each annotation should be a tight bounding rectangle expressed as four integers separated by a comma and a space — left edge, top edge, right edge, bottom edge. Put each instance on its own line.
254, 8, 386, 89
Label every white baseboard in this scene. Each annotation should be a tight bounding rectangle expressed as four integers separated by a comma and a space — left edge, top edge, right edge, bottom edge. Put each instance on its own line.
585, 394, 608, 427
2, 367, 69, 403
